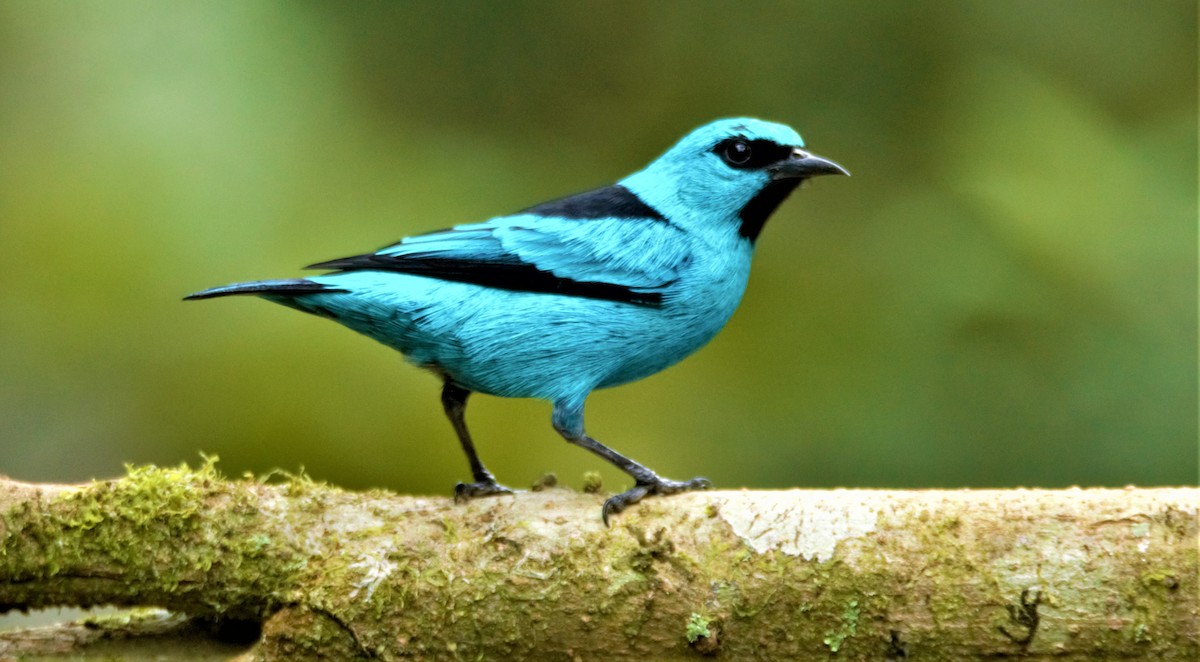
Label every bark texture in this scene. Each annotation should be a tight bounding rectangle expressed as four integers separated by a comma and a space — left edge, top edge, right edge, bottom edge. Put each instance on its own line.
0, 462, 1196, 660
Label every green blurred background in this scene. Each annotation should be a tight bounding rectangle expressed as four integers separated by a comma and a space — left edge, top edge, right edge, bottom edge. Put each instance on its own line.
1, 1, 1196, 493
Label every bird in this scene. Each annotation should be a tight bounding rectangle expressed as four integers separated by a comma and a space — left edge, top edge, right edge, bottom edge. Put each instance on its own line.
186, 117, 847, 524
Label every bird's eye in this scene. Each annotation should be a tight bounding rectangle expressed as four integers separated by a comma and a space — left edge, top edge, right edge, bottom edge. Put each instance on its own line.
722, 140, 752, 166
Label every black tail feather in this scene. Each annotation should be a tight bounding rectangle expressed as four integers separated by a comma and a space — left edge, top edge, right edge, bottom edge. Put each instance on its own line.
184, 279, 346, 301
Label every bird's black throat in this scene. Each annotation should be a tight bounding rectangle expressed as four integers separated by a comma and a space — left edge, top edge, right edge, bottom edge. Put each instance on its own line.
738, 179, 802, 242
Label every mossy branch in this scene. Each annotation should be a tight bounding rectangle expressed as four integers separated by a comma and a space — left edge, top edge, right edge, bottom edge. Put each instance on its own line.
1, 461, 1197, 660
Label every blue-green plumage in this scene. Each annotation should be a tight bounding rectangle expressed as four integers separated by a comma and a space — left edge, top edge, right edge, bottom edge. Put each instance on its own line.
186, 117, 847, 523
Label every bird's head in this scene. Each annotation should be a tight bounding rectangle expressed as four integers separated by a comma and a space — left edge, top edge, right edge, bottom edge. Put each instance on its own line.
621, 118, 847, 242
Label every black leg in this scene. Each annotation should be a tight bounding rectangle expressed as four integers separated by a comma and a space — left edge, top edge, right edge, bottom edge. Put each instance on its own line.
441, 381, 513, 501
552, 398, 710, 525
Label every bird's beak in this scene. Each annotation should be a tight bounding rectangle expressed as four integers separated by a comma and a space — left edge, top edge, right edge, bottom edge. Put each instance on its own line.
769, 148, 850, 180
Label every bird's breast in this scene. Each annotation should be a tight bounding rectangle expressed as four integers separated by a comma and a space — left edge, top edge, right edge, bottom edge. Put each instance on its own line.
663, 242, 754, 335
591, 242, 754, 390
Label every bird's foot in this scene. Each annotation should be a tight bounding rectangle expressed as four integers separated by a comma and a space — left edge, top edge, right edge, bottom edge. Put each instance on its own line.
601, 476, 712, 526
454, 478, 515, 503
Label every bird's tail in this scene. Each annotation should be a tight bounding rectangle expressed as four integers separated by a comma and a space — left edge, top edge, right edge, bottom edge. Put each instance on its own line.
184, 279, 347, 301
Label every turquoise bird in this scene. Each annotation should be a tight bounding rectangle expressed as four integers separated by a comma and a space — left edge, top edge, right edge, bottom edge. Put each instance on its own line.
187, 118, 847, 523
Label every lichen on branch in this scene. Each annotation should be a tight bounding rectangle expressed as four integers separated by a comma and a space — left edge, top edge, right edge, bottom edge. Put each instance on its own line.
1, 461, 1197, 660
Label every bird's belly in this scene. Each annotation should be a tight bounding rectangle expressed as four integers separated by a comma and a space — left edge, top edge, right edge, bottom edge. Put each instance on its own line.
446, 291, 738, 398
592, 294, 742, 389
300, 268, 749, 401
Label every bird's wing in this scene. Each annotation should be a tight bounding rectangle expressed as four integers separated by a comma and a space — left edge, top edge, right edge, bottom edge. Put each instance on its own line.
306, 185, 689, 306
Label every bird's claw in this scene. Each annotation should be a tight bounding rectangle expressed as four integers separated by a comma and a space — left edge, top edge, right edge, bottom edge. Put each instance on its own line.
454, 479, 515, 503
601, 476, 711, 526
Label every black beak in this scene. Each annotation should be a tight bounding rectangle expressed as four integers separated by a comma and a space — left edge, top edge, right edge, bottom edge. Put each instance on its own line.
769, 148, 850, 180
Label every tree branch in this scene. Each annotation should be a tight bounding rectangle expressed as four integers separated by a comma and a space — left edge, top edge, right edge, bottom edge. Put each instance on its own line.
1, 461, 1196, 660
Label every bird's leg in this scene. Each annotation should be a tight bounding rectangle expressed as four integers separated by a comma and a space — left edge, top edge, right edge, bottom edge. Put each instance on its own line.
552, 398, 711, 525
442, 381, 513, 501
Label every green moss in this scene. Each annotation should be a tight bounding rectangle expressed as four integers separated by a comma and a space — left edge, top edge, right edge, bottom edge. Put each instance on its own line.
581, 471, 603, 494
686, 612, 711, 643
0, 455, 305, 619
47, 458, 219, 586
261, 605, 368, 660
607, 569, 646, 597
1140, 570, 1180, 590
822, 598, 859, 653
530, 473, 558, 491
81, 606, 174, 629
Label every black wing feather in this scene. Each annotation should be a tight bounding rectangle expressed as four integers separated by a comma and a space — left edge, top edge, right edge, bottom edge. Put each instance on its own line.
308, 253, 662, 306
305, 184, 674, 307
